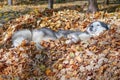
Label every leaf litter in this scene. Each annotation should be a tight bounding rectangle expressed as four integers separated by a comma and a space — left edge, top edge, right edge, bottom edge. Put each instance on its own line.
0, 5, 120, 80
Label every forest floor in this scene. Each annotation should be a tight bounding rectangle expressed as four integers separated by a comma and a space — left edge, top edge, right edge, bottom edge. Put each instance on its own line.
0, 1, 120, 80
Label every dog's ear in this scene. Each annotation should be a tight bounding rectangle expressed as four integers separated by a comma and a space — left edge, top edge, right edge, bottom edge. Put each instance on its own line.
100, 22, 110, 30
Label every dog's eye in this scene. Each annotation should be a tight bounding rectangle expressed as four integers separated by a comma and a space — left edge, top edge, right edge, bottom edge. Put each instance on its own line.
97, 24, 100, 26
91, 25, 93, 28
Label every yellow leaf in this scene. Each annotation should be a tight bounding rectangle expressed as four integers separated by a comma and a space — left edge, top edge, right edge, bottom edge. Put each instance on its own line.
45, 69, 52, 76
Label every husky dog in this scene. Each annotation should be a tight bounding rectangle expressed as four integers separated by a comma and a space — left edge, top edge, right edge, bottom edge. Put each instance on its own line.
12, 21, 110, 49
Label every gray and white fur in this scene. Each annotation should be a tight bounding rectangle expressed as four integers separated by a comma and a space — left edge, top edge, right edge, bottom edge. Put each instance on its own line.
12, 29, 32, 47
12, 21, 110, 49
32, 28, 57, 49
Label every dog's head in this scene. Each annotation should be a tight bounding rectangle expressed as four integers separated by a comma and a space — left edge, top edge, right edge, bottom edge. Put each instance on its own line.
86, 21, 110, 36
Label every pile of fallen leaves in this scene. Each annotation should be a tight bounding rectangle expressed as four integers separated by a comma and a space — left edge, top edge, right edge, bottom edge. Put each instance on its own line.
0, 6, 120, 80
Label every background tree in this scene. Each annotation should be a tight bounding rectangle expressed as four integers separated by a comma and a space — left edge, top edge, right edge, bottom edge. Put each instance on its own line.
8, 0, 13, 5
104, 0, 109, 5
87, 0, 99, 13
48, 0, 53, 9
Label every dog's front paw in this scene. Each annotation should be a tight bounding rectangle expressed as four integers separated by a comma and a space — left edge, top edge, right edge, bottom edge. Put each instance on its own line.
65, 40, 73, 44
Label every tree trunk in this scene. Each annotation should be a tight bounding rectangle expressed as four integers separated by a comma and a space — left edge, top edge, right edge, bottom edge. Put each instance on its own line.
87, 0, 99, 13
48, 0, 53, 9
104, 0, 109, 5
8, 0, 13, 5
